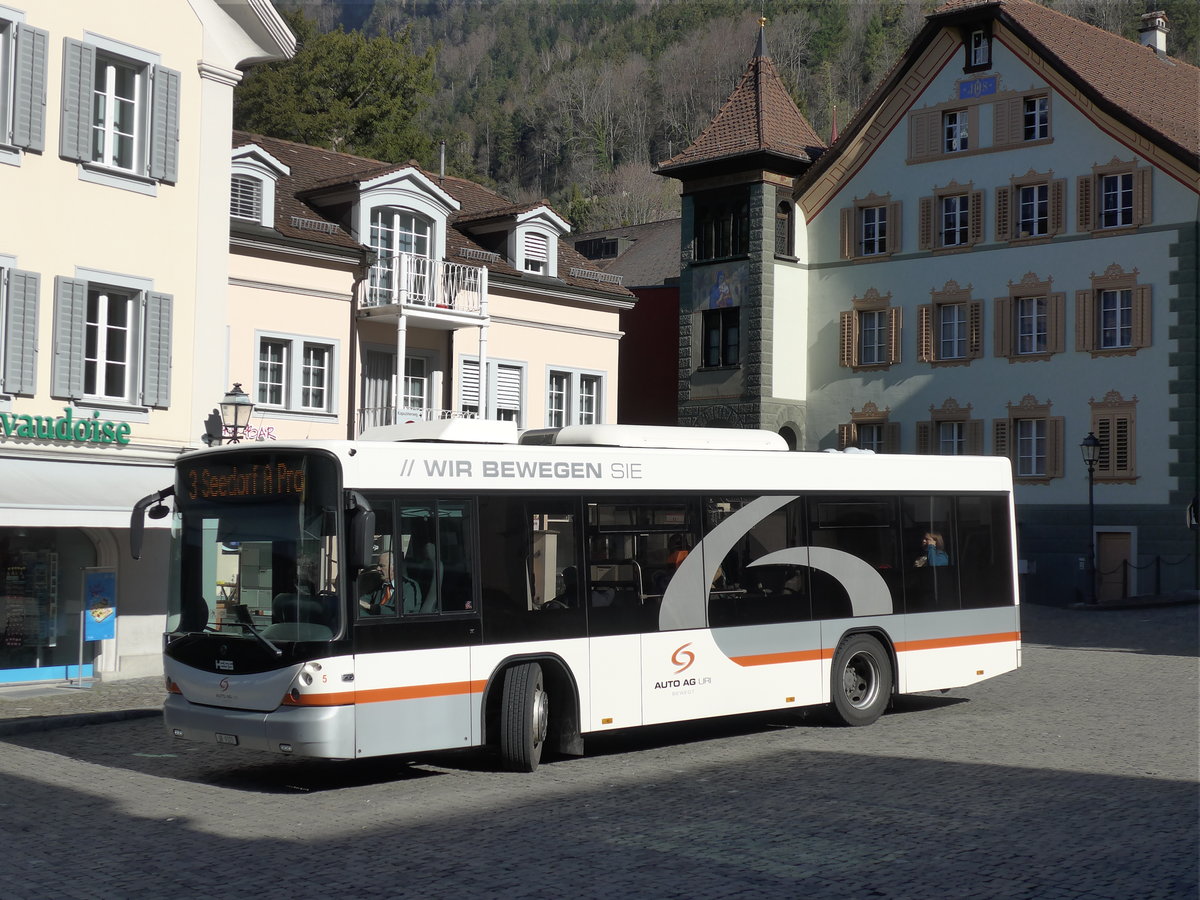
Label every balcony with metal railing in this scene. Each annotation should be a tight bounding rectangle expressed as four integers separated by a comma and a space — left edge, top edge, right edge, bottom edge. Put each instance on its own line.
361, 251, 487, 320
357, 406, 478, 433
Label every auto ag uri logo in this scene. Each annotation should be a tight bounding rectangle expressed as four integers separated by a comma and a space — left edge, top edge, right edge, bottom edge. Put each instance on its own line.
672, 642, 695, 674
218, 677, 230, 692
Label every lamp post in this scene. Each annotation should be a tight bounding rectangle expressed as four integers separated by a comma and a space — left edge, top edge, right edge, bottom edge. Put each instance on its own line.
219, 383, 255, 443
1079, 432, 1100, 605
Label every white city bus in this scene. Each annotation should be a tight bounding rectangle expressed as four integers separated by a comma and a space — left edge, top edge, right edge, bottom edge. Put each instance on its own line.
133, 421, 1020, 771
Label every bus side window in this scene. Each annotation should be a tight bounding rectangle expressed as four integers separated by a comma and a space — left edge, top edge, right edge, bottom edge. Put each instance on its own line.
901, 495, 960, 613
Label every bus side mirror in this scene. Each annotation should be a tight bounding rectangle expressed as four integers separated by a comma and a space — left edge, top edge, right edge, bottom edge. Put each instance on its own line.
346, 492, 375, 574
130, 487, 174, 560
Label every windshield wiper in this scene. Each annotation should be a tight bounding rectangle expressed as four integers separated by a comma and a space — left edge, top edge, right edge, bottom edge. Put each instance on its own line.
232, 604, 283, 657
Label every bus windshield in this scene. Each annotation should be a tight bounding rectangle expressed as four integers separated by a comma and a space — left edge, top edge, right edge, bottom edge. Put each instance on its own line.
172, 451, 343, 643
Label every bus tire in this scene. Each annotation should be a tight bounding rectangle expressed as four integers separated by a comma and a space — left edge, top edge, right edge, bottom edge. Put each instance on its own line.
500, 662, 548, 772
830, 634, 892, 727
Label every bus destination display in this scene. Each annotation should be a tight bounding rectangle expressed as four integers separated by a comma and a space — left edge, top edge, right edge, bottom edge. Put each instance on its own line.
183, 459, 307, 501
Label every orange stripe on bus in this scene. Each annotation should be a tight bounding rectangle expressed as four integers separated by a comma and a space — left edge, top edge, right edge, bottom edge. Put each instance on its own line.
286, 679, 487, 707
895, 631, 1020, 653
731, 648, 832, 667
730, 631, 1019, 667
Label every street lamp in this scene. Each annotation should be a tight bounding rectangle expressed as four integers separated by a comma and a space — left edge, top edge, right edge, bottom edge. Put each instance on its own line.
219, 383, 255, 443
1079, 432, 1101, 605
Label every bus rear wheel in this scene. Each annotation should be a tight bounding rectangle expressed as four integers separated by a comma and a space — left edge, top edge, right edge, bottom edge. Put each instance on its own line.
500, 662, 548, 772
830, 634, 892, 726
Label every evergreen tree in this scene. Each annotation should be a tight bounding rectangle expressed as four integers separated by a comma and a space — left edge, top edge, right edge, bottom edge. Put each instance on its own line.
234, 10, 437, 164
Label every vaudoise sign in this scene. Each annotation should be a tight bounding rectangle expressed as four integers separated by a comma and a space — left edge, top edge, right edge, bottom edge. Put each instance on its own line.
0, 408, 132, 446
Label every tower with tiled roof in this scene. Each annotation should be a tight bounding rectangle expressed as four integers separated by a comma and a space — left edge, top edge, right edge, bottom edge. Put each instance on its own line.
657, 19, 825, 446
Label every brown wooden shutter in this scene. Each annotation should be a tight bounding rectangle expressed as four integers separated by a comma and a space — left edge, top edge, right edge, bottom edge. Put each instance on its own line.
916, 421, 932, 454
992, 97, 1022, 147
839, 311, 856, 367
1047, 416, 1064, 478
1095, 415, 1114, 476
969, 190, 985, 245
1134, 166, 1152, 225
837, 423, 856, 450
909, 110, 938, 159
1075, 289, 1094, 352
1076, 175, 1094, 232
965, 419, 984, 455
1133, 284, 1152, 348
1049, 178, 1066, 235
994, 297, 1012, 358
840, 207, 853, 259
918, 304, 933, 362
888, 201, 902, 253
1048, 292, 1066, 354
992, 418, 1010, 460
1113, 414, 1132, 476
882, 422, 901, 454
995, 187, 1011, 241
968, 300, 984, 358
918, 196, 934, 250
887, 306, 902, 365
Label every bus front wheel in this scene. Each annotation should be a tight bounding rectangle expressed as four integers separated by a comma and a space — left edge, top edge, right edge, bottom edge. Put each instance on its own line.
500, 662, 548, 772
830, 634, 892, 726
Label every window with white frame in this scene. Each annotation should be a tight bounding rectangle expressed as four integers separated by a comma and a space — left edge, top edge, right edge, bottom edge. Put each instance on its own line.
60, 37, 179, 188
547, 369, 603, 427
838, 401, 899, 453
839, 288, 900, 370
0, 259, 38, 396
997, 172, 1064, 242
1023, 96, 1049, 141
968, 29, 990, 68
402, 356, 427, 412
994, 274, 1064, 361
1017, 184, 1048, 237
523, 233, 549, 274
85, 287, 134, 400
861, 205, 888, 255
460, 358, 524, 425
943, 110, 969, 152
941, 194, 969, 246
230, 174, 263, 221
918, 281, 982, 366
52, 273, 172, 408
840, 194, 901, 260
256, 334, 336, 413
916, 398, 983, 455
1075, 264, 1151, 357
369, 208, 432, 305
1077, 160, 1151, 234
0, 10, 48, 159
995, 394, 1063, 481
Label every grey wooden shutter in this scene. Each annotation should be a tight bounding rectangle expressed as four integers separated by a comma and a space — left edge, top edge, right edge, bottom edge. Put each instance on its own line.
52, 276, 87, 398
149, 65, 181, 183
459, 358, 480, 410
59, 39, 95, 163
12, 24, 48, 152
496, 364, 522, 418
141, 291, 172, 407
4, 270, 39, 394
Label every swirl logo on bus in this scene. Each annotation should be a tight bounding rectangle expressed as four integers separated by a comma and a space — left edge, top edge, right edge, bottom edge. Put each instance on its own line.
672, 642, 695, 673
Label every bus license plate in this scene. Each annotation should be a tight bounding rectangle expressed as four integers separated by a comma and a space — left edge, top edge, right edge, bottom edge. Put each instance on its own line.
216, 733, 239, 745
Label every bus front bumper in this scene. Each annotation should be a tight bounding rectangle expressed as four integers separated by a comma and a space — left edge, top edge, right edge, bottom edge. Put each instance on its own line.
164, 694, 357, 759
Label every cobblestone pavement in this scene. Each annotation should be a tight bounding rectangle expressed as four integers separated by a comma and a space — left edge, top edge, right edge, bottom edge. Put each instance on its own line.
0, 601, 1195, 900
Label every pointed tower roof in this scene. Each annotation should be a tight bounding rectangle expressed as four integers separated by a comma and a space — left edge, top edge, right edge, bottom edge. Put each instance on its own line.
657, 19, 826, 179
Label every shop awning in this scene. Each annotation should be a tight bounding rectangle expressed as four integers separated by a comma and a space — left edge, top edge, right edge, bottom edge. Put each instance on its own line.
0, 457, 176, 529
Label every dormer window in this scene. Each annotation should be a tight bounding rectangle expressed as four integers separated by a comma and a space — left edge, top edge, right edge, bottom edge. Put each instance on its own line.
229, 143, 288, 228
368, 207, 433, 305
230, 174, 263, 221
523, 233, 549, 274
965, 27, 991, 71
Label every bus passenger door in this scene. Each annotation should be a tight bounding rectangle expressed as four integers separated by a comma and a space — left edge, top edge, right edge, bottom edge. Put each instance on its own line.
352, 497, 480, 757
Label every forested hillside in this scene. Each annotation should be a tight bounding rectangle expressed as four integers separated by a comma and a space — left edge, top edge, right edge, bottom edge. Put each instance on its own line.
251, 0, 1198, 231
